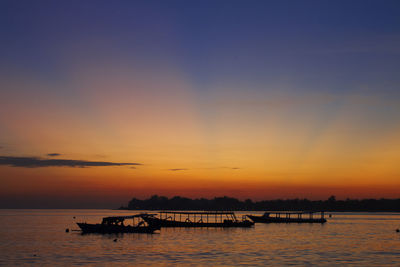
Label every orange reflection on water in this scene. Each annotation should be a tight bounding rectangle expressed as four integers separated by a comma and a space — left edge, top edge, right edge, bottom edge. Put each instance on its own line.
0, 210, 399, 266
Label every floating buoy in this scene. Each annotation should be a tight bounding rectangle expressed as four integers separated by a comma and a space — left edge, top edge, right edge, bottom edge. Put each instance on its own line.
73, 216, 76, 219
113, 239, 117, 242
329, 214, 332, 218
396, 229, 399, 233
65, 228, 69, 233
33, 254, 37, 257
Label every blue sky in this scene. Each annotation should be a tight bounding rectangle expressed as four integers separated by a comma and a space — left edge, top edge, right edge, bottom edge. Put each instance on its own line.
2, 0, 400, 94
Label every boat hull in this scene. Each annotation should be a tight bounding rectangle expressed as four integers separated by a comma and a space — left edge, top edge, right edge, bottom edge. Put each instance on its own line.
142, 216, 254, 228
76, 223, 157, 233
247, 215, 326, 224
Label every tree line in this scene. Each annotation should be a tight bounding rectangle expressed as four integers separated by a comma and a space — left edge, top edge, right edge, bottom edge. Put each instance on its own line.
120, 195, 400, 211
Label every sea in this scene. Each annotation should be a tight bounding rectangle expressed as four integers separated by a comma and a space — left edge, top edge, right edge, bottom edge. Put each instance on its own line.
0, 210, 399, 266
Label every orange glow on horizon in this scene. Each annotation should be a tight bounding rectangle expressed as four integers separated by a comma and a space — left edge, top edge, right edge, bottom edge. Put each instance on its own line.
1, 60, 400, 207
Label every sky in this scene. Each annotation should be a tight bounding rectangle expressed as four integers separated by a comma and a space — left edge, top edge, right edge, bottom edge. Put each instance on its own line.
1, 0, 400, 208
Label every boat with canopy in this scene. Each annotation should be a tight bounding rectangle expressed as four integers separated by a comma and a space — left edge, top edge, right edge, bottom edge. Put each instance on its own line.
247, 211, 327, 223
76, 214, 160, 233
141, 211, 254, 228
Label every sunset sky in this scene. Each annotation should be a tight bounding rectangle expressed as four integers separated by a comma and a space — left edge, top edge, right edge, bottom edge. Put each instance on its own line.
1, 1, 400, 208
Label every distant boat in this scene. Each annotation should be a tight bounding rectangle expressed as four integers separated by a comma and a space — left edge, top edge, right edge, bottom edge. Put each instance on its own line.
247, 211, 327, 224
141, 211, 254, 228
76, 214, 160, 234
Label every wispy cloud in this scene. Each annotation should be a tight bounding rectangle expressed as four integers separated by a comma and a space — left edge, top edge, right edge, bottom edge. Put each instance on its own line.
47, 153, 61, 157
0, 156, 142, 168
203, 167, 241, 170
167, 167, 240, 171
168, 168, 189, 171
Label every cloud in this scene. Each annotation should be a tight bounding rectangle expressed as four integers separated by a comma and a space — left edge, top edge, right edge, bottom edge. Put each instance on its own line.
47, 153, 61, 157
167, 167, 240, 172
168, 168, 189, 171
203, 167, 241, 170
0, 156, 142, 168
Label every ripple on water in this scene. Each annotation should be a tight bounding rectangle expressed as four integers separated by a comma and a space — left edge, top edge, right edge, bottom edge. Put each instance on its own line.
1, 210, 400, 266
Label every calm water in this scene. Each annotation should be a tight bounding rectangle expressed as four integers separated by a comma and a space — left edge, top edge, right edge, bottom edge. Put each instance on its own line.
0, 210, 399, 266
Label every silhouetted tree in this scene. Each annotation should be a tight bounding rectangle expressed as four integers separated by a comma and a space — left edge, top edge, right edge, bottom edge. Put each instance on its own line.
121, 195, 400, 211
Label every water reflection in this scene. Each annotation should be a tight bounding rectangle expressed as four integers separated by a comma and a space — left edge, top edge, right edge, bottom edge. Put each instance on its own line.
0, 210, 399, 266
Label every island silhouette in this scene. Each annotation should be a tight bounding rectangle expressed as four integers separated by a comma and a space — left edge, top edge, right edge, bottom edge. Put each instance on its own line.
120, 195, 400, 212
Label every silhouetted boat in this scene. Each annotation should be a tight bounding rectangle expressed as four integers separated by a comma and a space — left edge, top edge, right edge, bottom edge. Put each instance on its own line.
77, 214, 159, 233
141, 211, 254, 228
247, 211, 327, 223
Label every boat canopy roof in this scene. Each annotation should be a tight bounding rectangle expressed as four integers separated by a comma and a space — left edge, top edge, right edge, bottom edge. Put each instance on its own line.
157, 211, 236, 215
102, 213, 156, 223
264, 211, 324, 215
